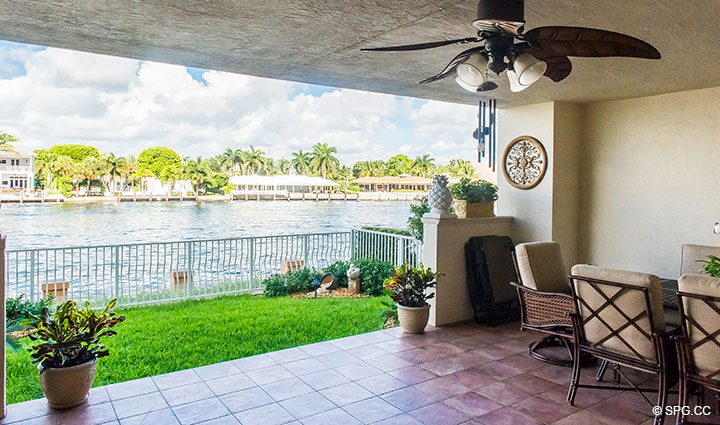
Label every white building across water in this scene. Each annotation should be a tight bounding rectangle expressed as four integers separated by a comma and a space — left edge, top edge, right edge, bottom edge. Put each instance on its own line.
229, 174, 339, 194
0, 151, 34, 191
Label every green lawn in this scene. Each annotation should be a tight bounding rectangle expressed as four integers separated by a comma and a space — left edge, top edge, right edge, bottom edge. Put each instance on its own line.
7, 295, 386, 404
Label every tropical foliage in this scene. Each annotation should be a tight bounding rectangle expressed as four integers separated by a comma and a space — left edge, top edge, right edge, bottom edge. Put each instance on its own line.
14, 126, 481, 196
700, 255, 720, 278
384, 263, 441, 307
27, 300, 125, 369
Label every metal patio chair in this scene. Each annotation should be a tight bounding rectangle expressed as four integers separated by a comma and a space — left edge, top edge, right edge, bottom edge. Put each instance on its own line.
674, 274, 720, 425
567, 265, 678, 425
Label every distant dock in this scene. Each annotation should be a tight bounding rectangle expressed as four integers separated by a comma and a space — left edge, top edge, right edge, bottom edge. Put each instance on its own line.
0, 191, 425, 205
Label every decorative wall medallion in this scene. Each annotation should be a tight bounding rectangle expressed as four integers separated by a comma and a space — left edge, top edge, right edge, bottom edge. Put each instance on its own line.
501, 136, 548, 190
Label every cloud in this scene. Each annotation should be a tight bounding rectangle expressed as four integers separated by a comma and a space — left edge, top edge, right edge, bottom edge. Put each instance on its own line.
0, 42, 478, 166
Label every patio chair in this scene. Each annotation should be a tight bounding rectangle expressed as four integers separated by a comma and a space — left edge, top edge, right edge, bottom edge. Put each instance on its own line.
567, 265, 678, 425
510, 241, 576, 366
674, 274, 720, 425
681, 244, 719, 276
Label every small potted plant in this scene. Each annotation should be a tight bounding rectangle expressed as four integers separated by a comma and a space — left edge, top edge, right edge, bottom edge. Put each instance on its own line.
450, 177, 498, 218
27, 299, 125, 409
384, 263, 441, 334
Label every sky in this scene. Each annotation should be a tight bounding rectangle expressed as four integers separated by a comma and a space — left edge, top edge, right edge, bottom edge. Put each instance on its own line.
0, 40, 479, 165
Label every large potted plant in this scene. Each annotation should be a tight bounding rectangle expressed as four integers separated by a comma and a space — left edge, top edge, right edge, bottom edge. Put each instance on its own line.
27, 299, 125, 408
384, 263, 441, 334
450, 178, 498, 218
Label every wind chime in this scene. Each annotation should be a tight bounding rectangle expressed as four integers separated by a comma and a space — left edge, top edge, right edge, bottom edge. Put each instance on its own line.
475, 99, 497, 171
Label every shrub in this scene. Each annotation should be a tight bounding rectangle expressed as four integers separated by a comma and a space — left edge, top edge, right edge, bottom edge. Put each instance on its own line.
407, 197, 430, 241
262, 268, 323, 297
353, 258, 394, 296
286, 268, 322, 293
6, 295, 54, 322
323, 261, 350, 288
263, 274, 290, 297
362, 226, 413, 237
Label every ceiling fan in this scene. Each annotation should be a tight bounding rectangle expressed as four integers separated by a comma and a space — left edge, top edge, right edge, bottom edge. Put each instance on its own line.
361, 0, 661, 93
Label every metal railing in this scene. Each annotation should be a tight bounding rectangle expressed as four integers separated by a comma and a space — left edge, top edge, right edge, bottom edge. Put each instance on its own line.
351, 229, 423, 269
5, 229, 422, 307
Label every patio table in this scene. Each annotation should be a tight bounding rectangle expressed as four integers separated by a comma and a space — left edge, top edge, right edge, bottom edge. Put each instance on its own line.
661, 278, 679, 310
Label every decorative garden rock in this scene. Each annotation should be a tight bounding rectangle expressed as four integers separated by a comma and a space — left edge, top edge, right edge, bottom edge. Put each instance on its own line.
347, 264, 361, 294
427, 175, 455, 218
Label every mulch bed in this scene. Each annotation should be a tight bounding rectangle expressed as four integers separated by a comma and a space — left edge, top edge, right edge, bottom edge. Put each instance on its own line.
290, 288, 369, 299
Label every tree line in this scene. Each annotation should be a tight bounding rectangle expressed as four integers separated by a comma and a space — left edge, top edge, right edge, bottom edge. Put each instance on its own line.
2, 132, 479, 196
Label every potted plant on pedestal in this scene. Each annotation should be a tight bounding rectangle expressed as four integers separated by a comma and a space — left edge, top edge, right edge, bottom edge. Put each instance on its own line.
28, 299, 125, 409
450, 178, 498, 218
384, 263, 441, 334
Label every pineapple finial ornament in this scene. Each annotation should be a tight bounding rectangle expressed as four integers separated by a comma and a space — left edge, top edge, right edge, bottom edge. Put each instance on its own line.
427, 175, 455, 218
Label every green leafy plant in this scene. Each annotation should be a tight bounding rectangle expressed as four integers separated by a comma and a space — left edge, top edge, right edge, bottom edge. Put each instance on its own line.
384, 263, 441, 307
379, 288, 399, 326
362, 226, 414, 237
450, 178, 498, 203
352, 258, 394, 296
699, 255, 720, 278
6, 294, 55, 322
27, 299, 125, 369
323, 261, 350, 288
408, 197, 430, 241
262, 268, 323, 297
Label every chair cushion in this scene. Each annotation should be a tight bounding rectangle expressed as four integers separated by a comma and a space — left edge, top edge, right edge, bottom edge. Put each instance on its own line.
571, 265, 664, 361
515, 242, 570, 294
681, 244, 719, 276
678, 274, 720, 379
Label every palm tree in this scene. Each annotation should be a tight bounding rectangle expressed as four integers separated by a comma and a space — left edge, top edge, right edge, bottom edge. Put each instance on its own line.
219, 148, 245, 175
309, 143, 340, 179
104, 153, 126, 192
33, 150, 57, 189
291, 150, 312, 175
277, 158, 291, 175
412, 154, 436, 177
79, 156, 105, 196
120, 155, 139, 192
0, 132, 19, 154
182, 157, 210, 196
448, 159, 476, 179
243, 146, 267, 175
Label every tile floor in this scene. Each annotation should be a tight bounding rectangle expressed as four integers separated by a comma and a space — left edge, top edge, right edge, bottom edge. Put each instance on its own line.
3, 321, 718, 425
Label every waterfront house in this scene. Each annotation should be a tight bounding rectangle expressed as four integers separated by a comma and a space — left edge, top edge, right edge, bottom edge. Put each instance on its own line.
351, 175, 432, 192
1, 1, 720, 424
229, 174, 339, 194
0, 151, 34, 192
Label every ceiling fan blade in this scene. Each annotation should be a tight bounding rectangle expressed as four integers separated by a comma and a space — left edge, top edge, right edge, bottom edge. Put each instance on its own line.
361, 37, 481, 52
418, 47, 486, 84
524, 26, 661, 59
540, 55, 573, 82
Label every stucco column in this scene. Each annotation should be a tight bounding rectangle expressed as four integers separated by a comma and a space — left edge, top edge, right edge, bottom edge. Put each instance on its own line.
422, 216, 513, 326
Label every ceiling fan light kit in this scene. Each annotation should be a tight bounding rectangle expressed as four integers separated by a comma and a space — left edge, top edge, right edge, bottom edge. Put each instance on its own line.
361, 0, 661, 95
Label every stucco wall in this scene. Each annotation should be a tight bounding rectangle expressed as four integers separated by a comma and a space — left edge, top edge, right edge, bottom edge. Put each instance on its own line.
497, 102, 583, 267
579, 86, 720, 278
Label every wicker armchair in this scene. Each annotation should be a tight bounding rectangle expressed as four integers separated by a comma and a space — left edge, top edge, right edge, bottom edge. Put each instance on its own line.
511, 242, 577, 366
674, 274, 720, 425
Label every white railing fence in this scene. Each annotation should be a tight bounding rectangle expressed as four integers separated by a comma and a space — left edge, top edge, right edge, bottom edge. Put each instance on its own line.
5, 229, 422, 307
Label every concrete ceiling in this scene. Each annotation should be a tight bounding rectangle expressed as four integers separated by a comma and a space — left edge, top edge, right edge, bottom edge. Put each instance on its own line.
0, 0, 718, 107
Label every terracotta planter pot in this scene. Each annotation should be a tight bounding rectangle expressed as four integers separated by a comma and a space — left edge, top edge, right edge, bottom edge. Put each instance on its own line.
397, 303, 430, 334
453, 200, 495, 218
39, 359, 97, 409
